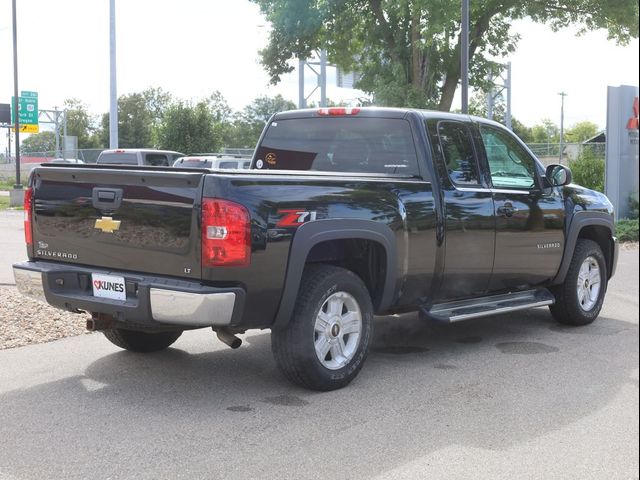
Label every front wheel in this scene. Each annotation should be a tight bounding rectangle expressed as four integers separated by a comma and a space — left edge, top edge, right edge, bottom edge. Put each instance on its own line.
550, 239, 608, 326
271, 265, 374, 391
103, 328, 182, 352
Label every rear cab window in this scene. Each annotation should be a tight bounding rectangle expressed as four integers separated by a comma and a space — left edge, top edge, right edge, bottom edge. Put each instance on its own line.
97, 153, 138, 165
255, 117, 420, 176
144, 153, 170, 166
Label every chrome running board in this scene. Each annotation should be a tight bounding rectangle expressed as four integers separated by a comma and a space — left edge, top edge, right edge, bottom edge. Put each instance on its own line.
424, 289, 555, 323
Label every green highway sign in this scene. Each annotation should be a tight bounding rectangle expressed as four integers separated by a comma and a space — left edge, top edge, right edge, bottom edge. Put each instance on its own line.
10, 91, 39, 127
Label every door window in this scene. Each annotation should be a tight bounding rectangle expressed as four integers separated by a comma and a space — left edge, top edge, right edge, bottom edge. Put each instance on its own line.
479, 125, 537, 189
437, 122, 481, 186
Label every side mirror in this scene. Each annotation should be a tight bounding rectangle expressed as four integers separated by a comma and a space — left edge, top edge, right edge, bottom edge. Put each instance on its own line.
546, 164, 572, 187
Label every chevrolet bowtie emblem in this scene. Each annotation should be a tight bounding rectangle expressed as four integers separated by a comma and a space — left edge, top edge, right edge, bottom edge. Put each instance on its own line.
94, 216, 121, 233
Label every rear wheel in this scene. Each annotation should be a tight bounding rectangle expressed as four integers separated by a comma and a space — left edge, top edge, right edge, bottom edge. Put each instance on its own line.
550, 239, 607, 326
103, 328, 182, 352
271, 265, 374, 391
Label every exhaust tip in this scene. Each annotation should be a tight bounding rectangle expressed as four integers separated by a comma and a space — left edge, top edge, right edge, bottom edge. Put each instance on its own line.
215, 329, 242, 349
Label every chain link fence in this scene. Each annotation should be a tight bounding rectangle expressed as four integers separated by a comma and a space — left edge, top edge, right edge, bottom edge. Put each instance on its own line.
1, 143, 606, 182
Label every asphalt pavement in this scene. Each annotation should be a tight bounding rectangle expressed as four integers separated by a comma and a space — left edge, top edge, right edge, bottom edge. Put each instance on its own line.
0, 210, 638, 480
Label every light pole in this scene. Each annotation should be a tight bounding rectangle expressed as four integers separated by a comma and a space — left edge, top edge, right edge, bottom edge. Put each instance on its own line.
11, 0, 21, 189
558, 92, 567, 163
109, 0, 118, 148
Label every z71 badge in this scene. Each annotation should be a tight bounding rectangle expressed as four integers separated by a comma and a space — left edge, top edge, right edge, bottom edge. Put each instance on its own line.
276, 209, 317, 227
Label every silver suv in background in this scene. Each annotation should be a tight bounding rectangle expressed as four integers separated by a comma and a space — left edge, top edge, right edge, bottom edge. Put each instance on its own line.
97, 149, 184, 166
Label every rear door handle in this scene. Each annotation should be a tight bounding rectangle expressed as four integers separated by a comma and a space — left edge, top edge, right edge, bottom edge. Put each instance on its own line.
497, 202, 518, 218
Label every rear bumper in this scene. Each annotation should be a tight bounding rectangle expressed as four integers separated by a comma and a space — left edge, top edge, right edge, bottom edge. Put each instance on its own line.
13, 261, 245, 329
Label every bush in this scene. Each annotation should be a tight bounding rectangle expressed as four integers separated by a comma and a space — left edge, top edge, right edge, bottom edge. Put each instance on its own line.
569, 150, 605, 192
628, 192, 639, 220
616, 218, 639, 242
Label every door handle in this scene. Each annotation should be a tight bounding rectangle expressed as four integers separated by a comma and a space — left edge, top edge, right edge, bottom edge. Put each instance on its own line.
497, 202, 518, 218
92, 187, 123, 212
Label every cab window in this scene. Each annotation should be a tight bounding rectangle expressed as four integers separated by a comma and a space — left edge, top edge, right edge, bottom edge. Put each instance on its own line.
437, 122, 481, 186
145, 153, 169, 166
479, 125, 537, 189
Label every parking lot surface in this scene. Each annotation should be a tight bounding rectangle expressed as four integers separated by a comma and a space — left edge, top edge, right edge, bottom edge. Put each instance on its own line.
0, 208, 638, 479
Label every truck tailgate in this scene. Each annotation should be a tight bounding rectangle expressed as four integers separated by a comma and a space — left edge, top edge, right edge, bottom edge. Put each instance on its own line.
31, 166, 204, 280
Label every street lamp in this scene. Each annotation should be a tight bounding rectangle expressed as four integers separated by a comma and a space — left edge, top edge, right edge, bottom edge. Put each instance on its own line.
109, 0, 118, 148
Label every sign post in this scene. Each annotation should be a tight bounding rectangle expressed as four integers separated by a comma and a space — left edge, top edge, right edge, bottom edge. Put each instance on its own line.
605, 85, 639, 219
11, 91, 39, 133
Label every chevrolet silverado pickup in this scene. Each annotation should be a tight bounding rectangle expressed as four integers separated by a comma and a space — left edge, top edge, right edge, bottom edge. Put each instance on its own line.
13, 107, 619, 390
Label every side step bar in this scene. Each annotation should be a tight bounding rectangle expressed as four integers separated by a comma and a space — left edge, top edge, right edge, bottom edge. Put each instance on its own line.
423, 289, 555, 323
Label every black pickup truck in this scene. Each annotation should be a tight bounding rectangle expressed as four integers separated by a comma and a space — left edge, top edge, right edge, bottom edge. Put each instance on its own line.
13, 107, 618, 390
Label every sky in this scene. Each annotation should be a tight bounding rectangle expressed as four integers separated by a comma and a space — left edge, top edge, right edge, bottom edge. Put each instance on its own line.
1, 0, 638, 153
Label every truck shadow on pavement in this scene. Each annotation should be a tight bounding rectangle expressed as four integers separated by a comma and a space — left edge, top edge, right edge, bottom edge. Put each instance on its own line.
1, 309, 637, 479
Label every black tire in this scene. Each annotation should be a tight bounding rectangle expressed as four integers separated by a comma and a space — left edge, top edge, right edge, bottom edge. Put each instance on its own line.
549, 239, 608, 326
103, 328, 182, 353
271, 264, 374, 391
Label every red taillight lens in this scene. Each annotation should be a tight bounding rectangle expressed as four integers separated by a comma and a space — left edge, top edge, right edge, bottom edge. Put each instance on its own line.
24, 187, 33, 245
201, 199, 251, 267
317, 107, 361, 116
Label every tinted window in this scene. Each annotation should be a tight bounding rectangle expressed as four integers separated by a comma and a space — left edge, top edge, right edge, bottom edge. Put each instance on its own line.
97, 153, 138, 165
479, 125, 537, 189
176, 159, 212, 168
255, 118, 419, 175
437, 122, 480, 185
145, 153, 169, 166
219, 161, 241, 169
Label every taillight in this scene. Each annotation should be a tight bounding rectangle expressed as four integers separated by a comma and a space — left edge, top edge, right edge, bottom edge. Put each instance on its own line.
317, 107, 361, 116
24, 187, 33, 245
201, 199, 251, 267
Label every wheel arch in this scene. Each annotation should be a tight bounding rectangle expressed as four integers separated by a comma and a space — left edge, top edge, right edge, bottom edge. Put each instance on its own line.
272, 219, 398, 328
553, 211, 616, 284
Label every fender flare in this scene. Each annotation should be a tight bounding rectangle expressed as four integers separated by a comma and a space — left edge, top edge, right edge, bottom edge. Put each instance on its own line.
272, 219, 398, 328
552, 211, 615, 284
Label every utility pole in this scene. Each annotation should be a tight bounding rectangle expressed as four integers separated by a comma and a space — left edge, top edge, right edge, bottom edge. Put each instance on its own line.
558, 92, 567, 163
461, 0, 469, 113
109, 0, 118, 148
298, 58, 306, 109
505, 62, 512, 130
11, 0, 21, 189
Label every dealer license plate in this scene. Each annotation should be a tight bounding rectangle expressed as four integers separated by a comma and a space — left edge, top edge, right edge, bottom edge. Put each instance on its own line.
92, 273, 126, 301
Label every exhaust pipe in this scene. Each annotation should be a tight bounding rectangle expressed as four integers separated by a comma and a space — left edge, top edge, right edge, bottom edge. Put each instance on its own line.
214, 328, 242, 349
86, 313, 114, 331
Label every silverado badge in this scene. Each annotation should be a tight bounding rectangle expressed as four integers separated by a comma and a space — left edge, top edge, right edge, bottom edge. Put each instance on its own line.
95, 216, 121, 233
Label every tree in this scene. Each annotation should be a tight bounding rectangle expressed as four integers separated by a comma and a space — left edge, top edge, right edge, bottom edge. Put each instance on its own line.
253, 0, 638, 111
157, 100, 219, 154
21, 131, 56, 154
63, 98, 101, 149
225, 95, 296, 148
565, 121, 600, 143
531, 119, 559, 144
468, 91, 533, 142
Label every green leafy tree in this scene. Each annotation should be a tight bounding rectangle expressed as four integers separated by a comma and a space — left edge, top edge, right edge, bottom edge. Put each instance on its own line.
565, 121, 600, 143
21, 131, 56, 154
253, 0, 638, 110
569, 148, 605, 192
157, 100, 219, 154
207, 91, 235, 150
63, 98, 101, 149
531, 119, 559, 144
226, 95, 296, 148
468, 91, 533, 142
